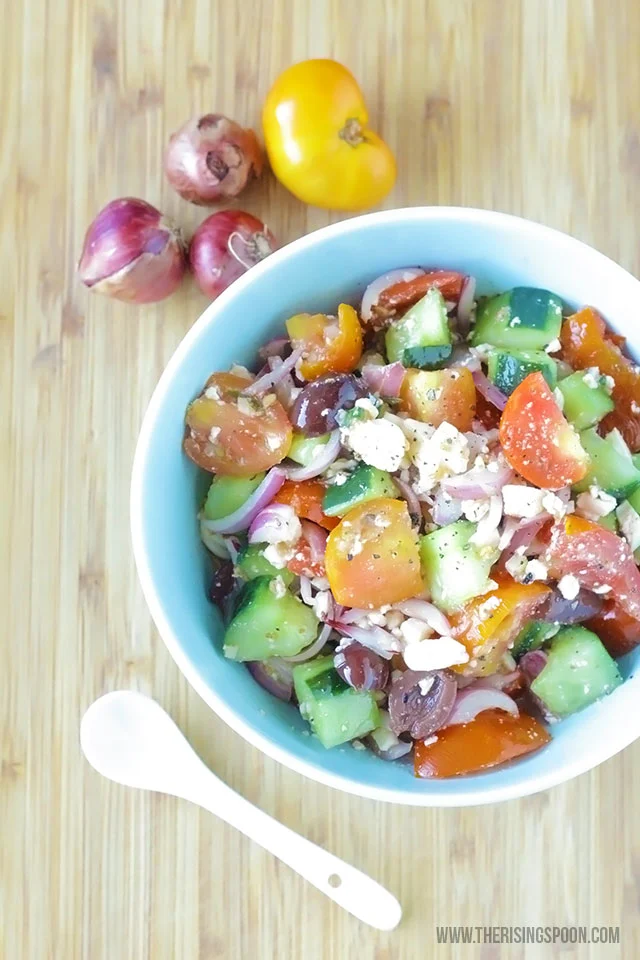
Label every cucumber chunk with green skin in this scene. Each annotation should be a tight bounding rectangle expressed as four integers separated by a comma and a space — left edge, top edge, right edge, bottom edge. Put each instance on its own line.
402, 343, 453, 370
471, 287, 563, 350
530, 626, 623, 717
385, 287, 451, 364
487, 348, 557, 396
419, 520, 497, 614
235, 544, 294, 585
512, 620, 560, 659
597, 511, 619, 534
223, 576, 318, 661
203, 473, 265, 521
322, 464, 398, 517
557, 371, 615, 431
288, 432, 331, 466
573, 428, 640, 498
293, 655, 380, 748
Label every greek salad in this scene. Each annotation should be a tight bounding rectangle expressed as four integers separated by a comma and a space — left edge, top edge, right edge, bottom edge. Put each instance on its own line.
183, 267, 640, 778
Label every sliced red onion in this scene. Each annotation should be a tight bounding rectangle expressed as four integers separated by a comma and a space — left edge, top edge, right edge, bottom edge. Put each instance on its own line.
300, 519, 328, 561
201, 468, 286, 535
451, 345, 482, 371
473, 670, 522, 692
472, 369, 508, 411
431, 489, 464, 525
299, 575, 314, 605
393, 599, 452, 636
446, 686, 519, 725
361, 362, 406, 397
259, 337, 289, 360
360, 268, 425, 321
272, 368, 299, 411
282, 623, 333, 663
247, 659, 293, 701
199, 519, 233, 558
284, 430, 341, 481
335, 607, 370, 625
329, 621, 401, 659
248, 501, 298, 544
456, 275, 476, 329
499, 514, 550, 564
224, 536, 241, 564
441, 463, 514, 500
520, 650, 549, 682
393, 476, 421, 519
243, 346, 303, 396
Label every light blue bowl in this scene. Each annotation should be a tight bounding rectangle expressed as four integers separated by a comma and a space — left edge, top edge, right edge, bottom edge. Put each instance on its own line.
131, 207, 640, 806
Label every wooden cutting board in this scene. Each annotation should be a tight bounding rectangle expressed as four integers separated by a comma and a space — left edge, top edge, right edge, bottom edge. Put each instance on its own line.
2, 0, 639, 957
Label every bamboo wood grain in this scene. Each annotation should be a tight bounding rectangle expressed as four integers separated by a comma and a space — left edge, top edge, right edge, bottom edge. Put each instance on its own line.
2, 0, 640, 957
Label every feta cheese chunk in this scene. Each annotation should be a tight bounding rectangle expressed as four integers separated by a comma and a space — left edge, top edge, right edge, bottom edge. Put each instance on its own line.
576, 486, 617, 521
312, 590, 332, 621
260, 505, 302, 569
399, 617, 433, 646
616, 501, 640, 552
557, 574, 580, 600
542, 491, 572, 520
341, 418, 408, 472
546, 338, 562, 354
403, 636, 470, 671
502, 484, 546, 518
411, 421, 470, 495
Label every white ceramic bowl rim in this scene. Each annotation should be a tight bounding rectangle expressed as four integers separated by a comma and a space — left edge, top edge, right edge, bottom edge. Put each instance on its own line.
131, 206, 640, 806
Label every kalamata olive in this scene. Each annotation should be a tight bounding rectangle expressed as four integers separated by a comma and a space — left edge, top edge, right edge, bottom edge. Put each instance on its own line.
290, 374, 368, 437
540, 587, 603, 625
208, 560, 235, 610
388, 669, 457, 739
334, 642, 390, 691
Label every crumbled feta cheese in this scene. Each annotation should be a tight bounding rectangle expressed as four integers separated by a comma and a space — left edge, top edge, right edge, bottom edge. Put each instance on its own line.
403, 636, 470, 671
422, 735, 438, 747
351, 739, 366, 751
204, 385, 221, 400
269, 576, 288, 599
477, 595, 501, 620
553, 387, 565, 411
354, 397, 380, 419
385, 610, 404, 630
557, 574, 580, 600
582, 367, 601, 389
312, 591, 332, 621
523, 559, 548, 582
505, 549, 527, 580
229, 364, 252, 379
411, 421, 470, 495
502, 484, 546, 518
260, 505, 302, 569
616, 501, 640, 551
332, 472, 349, 486
263, 541, 296, 569
604, 375, 615, 393
341, 418, 408, 472
325, 458, 357, 479
237, 396, 258, 416
592, 584, 613, 595
470, 343, 493, 361
461, 499, 491, 523
399, 617, 433, 646
576, 486, 617, 521
546, 338, 562, 354
542, 491, 571, 520
469, 495, 502, 550
208, 426, 221, 444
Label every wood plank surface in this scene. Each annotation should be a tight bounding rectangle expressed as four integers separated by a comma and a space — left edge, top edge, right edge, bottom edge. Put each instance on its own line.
2, 1, 640, 957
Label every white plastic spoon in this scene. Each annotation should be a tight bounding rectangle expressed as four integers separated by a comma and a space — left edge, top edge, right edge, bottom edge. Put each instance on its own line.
80, 691, 402, 931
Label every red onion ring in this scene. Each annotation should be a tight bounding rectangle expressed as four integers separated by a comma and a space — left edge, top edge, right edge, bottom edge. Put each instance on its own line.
446, 686, 519, 725
456, 275, 476, 330
258, 337, 290, 360
243, 347, 303, 396
247, 659, 293, 701
361, 362, 406, 397
282, 623, 333, 663
299, 575, 314, 605
498, 514, 551, 565
284, 430, 341, 481
393, 599, 452, 636
393, 476, 421, 519
201, 468, 286, 535
360, 268, 425, 321
472, 369, 508, 411
329, 621, 401, 659
441, 463, 514, 500
300, 520, 328, 561
248, 502, 297, 544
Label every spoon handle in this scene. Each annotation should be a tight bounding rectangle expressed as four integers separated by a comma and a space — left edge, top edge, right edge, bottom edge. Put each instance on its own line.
182, 762, 401, 931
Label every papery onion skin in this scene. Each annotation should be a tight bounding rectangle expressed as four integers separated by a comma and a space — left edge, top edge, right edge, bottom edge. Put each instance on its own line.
78, 197, 186, 303
165, 114, 264, 205
189, 209, 277, 299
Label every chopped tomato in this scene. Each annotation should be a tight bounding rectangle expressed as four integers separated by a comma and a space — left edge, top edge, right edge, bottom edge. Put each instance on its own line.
450, 580, 551, 677
184, 373, 292, 476
560, 306, 640, 451
399, 367, 476, 431
414, 710, 551, 779
286, 303, 363, 381
325, 498, 422, 608
499, 372, 589, 488
545, 515, 640, 620
287, 538, 326, 578
586, 598, 640, 658
377, 270, 465, 313
274, 480, 338, 530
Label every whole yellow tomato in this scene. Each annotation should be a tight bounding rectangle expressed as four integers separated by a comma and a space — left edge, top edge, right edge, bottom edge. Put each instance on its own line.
262, 59, 396, 211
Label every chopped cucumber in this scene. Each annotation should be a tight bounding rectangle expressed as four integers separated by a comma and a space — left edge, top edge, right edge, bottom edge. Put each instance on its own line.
616, 500, 640, 552
288, 432, 331, 466
223, 576, 318, 661
530, 626, 623, 717
322, 464, 398, 517
402, 343, 453, 370
557, 370, 615, 431
203, 473, 265, 521
512, 620, 560, 659
419, 520, 497, 614
385, 287, 451, 366
573, 428, 640, 498
471, 287, 563, 350
293, 655, 380, 748
487, 348, 557, 396
235, 544, 294, 585
597, 511, 619, 534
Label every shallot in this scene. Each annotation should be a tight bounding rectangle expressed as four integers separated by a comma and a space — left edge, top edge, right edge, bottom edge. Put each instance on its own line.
189, 210, 276, 300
